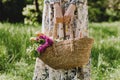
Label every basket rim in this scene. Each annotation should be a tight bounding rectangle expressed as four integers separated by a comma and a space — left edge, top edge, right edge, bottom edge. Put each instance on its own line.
53, 37, 94, 46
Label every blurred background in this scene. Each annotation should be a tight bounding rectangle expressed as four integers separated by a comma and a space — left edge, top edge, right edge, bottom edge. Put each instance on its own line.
0, 0, 120, 80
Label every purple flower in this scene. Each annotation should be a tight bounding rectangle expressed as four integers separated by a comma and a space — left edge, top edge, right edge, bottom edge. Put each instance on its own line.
40, 35, 53, 46
37, 45, 47, 53
37, 46, 44, 53
36, 35, 53, 53
46, 38, 53, 46
39, 35, 46, 39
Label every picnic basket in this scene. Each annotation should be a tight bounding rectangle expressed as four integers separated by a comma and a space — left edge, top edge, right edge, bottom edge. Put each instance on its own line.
39, 19, 94, 69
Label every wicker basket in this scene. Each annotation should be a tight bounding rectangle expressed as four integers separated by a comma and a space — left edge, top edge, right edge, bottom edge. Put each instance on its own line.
39, 37, 94, 69
39, 19, 94, 69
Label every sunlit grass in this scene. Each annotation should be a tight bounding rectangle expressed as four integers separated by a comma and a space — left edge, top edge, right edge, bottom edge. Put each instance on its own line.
0, 22, 120, 80
89, 21, 120, 80
0, 23, 41, 79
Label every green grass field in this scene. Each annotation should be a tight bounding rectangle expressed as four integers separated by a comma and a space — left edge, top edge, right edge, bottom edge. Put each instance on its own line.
0, 22, 120, 80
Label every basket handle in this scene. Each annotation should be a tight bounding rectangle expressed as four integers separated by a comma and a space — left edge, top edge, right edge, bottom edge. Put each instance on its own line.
53, 17, 63, 39
53, 23, 58, 39
53, 17, 74, 39
69, 17, 75, 52
53, 17, 75, 52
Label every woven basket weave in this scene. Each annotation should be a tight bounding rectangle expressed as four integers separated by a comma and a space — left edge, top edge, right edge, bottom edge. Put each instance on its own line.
39, 37, 94, 69
39, 18, 94, 69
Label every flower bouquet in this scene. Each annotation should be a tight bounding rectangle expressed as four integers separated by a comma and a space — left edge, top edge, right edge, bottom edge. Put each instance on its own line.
29, 31, 94, 70
29, 32, 53, 57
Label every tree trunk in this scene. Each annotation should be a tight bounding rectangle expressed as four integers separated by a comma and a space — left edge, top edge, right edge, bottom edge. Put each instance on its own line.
33, 0, 90, 80
34, 0, 39, 12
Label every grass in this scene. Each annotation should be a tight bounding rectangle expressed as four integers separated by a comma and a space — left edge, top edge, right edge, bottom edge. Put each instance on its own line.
0, 22, 120, 80
0, 23, 41, 80
89, 22, 120, 80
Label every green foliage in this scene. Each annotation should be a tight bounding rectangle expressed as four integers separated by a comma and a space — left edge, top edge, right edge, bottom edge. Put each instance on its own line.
88, 0, 120, 22
22, 5, 40, 26
0, 0, 119, 22
22, 0, 43, 26
0, 22, 120, 79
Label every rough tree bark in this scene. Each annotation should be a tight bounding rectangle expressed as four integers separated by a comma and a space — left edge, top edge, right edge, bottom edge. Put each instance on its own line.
33, 0, 90, 80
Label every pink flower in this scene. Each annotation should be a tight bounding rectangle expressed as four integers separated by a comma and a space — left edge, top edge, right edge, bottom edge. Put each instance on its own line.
37, 42, 48, 53
40, 35, 53, 46
37, 35, 53, 53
